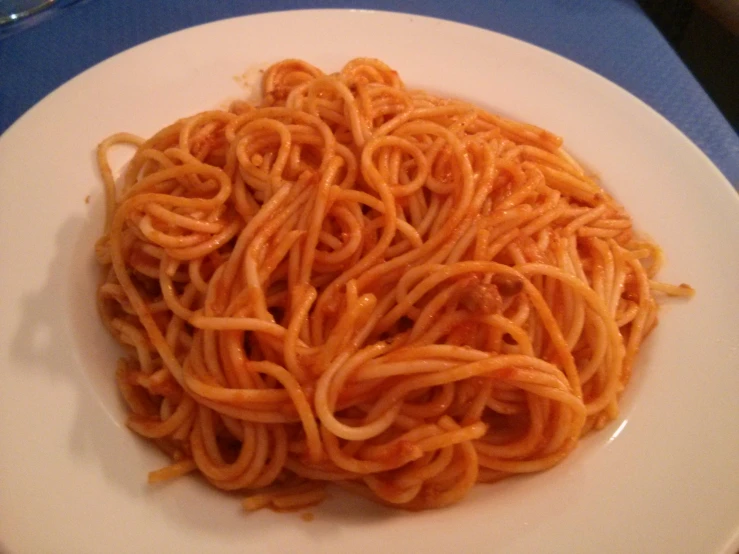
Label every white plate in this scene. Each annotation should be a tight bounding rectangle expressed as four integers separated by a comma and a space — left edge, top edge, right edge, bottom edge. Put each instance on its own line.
1, 9, 738, 554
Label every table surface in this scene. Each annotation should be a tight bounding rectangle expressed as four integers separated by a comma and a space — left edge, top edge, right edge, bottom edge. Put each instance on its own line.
1, 0, 738, 186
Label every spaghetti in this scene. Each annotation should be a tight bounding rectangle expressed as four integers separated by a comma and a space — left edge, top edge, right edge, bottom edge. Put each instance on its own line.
95, 58, 692, 512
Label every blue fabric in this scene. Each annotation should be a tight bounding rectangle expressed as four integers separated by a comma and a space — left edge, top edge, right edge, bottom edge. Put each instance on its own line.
1, 0, 737, 184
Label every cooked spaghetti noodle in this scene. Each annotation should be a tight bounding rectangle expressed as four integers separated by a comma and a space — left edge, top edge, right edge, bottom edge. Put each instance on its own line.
94, 58, 692, 511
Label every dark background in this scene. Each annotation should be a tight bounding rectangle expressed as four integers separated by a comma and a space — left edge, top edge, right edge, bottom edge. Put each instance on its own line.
638, 0, 739, 132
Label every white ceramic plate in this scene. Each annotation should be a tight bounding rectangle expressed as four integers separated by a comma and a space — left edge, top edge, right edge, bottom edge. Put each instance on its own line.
1, 9, 738, 554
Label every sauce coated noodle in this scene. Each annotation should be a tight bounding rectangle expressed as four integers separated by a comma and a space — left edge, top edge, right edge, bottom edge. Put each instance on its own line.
95, 58, 692, 512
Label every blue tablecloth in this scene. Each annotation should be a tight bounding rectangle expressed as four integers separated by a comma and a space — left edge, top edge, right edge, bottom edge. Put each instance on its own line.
1, 0, 738, 185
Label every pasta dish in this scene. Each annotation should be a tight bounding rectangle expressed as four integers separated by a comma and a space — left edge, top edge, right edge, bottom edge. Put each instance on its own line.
95, 58, 692, 512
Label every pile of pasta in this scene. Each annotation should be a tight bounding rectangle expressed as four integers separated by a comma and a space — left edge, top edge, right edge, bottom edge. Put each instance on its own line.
95, 58, 691, 512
